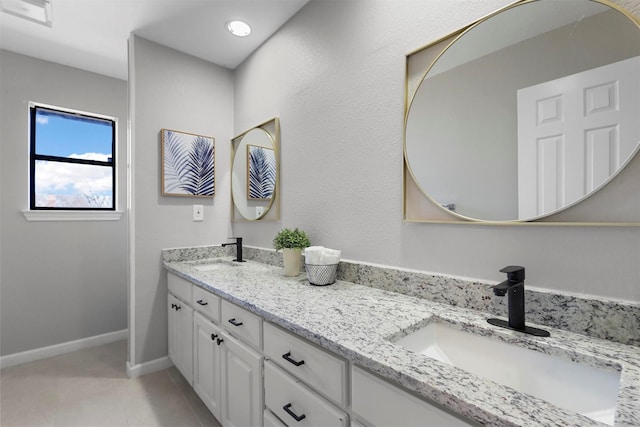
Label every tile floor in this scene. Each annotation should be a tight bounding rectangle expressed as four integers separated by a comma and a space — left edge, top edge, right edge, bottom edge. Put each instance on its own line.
0, 340, 221, 427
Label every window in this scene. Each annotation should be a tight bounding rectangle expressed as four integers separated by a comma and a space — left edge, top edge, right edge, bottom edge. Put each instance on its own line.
29, 103, 116, 210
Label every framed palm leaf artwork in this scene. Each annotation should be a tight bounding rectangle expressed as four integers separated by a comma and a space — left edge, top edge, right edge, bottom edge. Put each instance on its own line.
246, 144, 276, 200
161, 129, 215, 197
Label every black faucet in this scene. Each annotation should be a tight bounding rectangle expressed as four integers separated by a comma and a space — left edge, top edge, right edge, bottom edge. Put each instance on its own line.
487, 266, 550, 337
221, 237, 246, 262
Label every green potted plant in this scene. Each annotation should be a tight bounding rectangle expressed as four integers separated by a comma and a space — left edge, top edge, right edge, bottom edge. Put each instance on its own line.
273, 227, 311, 276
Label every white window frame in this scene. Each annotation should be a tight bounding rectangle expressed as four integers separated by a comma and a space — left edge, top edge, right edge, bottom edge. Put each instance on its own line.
22, 101, 122, 222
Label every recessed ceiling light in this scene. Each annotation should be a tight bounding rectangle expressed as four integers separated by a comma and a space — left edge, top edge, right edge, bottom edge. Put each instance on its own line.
0, 0, 52, 27
226, 20, 251, 37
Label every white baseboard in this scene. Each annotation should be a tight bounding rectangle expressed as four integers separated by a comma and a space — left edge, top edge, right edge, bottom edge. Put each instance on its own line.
0, 329, 128, 369
126, 356, 173, 378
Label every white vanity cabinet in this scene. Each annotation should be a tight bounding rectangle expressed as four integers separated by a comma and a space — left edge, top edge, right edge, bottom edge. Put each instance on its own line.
167, 270, 476, 427
218, 300, 264, 427
263, 323, 348, 427
264, 360, 349, 427
263, 322, 348, 407
192, 283, 224, 418
168, 272, 264, 427
168, 274, 194, 385
265, 361, 348, 427
220, 329, 264, 427
193, 311, 224, 419
264, 409, 287, 427
221, 299, 262, 349
351, 366, 475, 427
193, 285, 221, 322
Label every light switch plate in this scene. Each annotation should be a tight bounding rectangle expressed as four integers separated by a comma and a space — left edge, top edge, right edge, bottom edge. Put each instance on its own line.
256, 206, 264, 218
193, 205, 204, 221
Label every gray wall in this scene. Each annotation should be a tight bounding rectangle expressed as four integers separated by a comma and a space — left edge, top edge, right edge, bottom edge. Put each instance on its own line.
231, 0, 640, 302
129, 36, 233, 365
0, 50, 128, 356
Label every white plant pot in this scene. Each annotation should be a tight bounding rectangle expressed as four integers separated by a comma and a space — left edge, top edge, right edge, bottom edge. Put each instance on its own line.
282, 248, 302, 277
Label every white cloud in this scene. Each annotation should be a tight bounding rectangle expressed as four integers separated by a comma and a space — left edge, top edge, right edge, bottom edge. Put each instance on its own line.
36, 116, 48, 125
35, 156, 112, 196
69, 152, 111, 162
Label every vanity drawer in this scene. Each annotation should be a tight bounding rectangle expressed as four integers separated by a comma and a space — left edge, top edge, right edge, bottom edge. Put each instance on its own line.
264, 322, 347, 406
265, 361, 348, 427
192, 286, 220, 321
168, 273, 192, 303
264, 410, 287, 427
351, 366, 474, 427
220, 299, 262, 349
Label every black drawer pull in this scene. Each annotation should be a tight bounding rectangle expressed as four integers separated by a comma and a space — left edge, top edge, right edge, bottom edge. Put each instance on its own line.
171, 303, 177, 309
228, 318, 243, 327
175, 305, 181, 311
283, 403, 306, 422
282, 352, 305, 367
210, 333, 218, 341
196, 299, 208, 306
216, 338, 224, 345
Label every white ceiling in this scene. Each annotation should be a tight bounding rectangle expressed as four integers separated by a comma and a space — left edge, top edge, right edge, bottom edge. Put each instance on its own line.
0, 0, 309, 80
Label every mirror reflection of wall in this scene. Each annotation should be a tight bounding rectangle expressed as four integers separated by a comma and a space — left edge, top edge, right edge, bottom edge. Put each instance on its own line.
404, 0, 640, 224
231, 118, 280, 221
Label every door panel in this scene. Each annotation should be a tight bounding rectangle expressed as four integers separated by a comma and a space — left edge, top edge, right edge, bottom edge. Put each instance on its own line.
221, 331, 263, 427
193, 312, 222, 420
517, 56, 640, 219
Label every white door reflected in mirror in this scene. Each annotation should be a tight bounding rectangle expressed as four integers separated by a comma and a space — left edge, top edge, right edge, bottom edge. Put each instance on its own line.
517, 56, 640, 219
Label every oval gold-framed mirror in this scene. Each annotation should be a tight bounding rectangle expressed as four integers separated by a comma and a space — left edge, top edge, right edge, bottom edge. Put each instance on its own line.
231, 118, 280, 221
404, 0, 640, 225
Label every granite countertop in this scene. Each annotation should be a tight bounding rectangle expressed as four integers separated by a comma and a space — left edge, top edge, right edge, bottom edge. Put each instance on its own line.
163, 256, 640, 427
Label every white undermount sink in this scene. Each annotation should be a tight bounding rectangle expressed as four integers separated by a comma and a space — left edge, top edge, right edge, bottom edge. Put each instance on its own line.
193, 258, 239, 271
393, 322, 621, 425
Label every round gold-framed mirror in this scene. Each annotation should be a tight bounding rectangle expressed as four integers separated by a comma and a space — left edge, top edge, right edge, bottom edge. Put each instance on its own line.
405, 0, 640, 223
231, 118, 280, 221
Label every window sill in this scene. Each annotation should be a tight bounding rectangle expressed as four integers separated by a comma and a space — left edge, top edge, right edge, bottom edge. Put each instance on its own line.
22, 210, 124, 222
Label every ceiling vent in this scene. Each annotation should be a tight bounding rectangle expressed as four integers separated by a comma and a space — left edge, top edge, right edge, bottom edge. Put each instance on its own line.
1, 0, 52, 27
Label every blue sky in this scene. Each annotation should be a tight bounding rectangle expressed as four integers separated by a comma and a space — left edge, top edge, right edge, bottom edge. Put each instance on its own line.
36, 109, 112, 159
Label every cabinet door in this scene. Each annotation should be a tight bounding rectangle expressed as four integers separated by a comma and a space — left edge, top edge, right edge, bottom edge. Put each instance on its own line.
220, 331, 264, 427
168, 294, 179, 370
168, 293, 193, 385
193, 312, 223, 420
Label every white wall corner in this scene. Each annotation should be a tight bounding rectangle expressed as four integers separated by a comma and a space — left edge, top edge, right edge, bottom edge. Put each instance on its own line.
126, 356, 173, 379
